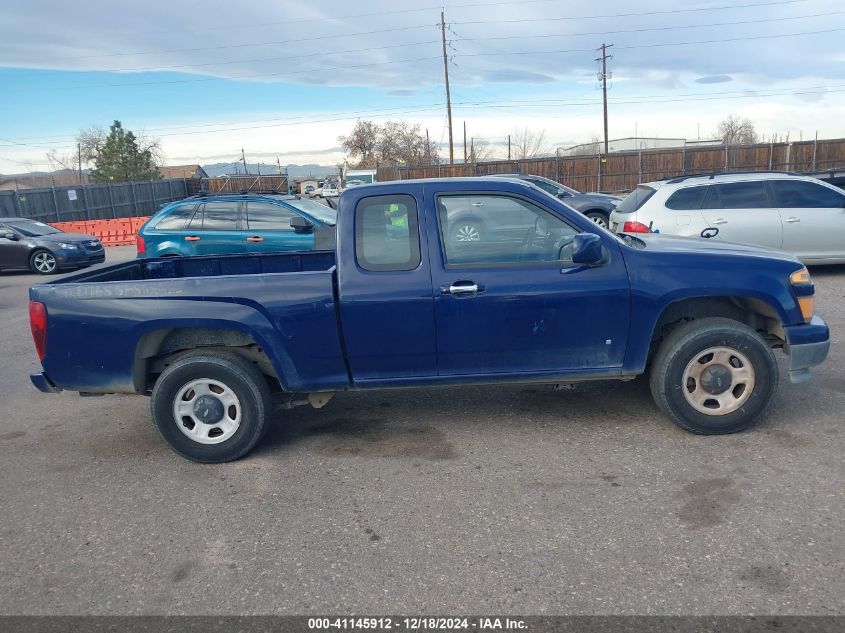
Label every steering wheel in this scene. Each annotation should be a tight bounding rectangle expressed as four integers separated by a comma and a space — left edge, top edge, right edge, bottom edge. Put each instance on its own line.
519, 216, 550, 259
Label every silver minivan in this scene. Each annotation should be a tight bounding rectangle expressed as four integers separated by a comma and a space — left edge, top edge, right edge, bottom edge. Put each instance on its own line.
610, 172, 845, 265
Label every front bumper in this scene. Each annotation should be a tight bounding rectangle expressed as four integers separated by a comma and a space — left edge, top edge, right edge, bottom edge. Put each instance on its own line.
784, 315, 830, 383
31, 372, 62, 393
56, 249, 105, 268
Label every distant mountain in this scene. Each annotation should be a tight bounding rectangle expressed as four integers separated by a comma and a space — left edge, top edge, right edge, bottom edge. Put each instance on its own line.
202, 162, 339, 179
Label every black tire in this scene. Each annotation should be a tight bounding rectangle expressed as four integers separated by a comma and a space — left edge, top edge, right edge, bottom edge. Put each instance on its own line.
649, 317, 778, 435
584, 211, 610, 229
150, 351, 272, 463
30, 249, 59, 275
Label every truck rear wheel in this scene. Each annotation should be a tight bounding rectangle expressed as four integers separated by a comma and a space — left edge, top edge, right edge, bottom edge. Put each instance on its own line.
150, 351, 272, 463
649, 317, 778, 435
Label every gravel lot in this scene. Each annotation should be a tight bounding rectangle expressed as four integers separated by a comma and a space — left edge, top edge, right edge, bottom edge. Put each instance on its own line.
0, 246, 842, 615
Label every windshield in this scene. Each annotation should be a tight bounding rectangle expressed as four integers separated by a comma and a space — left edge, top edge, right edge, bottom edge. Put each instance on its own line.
285, 198, 337, 225
615, 185, 656, 213
6, 220, 61, 237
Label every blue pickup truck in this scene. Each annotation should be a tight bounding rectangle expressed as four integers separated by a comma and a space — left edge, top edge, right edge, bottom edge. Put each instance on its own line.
28, 178, 830, 462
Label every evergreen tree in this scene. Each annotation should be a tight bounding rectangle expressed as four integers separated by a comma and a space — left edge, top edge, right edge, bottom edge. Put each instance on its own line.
90, 120, 160, 182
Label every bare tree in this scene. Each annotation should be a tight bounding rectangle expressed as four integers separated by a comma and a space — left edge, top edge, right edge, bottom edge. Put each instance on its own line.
716, 115, 760, 145
338, 120, 380, 167
468, 137, 497, 163
571, 135, 602, 156
510, 127, 548, 159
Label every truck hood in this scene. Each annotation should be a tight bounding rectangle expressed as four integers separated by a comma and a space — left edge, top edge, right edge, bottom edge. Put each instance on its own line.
631, 234, 801, 263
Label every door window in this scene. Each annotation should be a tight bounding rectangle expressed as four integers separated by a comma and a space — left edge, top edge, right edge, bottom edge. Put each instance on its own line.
771, 180, 845, 208
246, 202, 296, 230
704, 181, 770, 209
355, 194, 420, 271
438, 194, 578, 266
185, 202, 239, 230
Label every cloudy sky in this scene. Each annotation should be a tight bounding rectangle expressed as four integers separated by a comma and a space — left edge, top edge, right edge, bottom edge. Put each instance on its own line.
1, 0, 844, 173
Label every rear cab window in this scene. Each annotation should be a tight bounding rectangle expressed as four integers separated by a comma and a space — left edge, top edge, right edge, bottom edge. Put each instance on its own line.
615, 185, 656, 213
354, 194, 420, 272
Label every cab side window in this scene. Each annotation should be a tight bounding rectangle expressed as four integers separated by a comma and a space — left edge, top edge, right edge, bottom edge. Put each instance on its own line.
665, 186, 707, 210
186, 202, 240, 230
437, 194, 578, 266
355, 195, 420, 272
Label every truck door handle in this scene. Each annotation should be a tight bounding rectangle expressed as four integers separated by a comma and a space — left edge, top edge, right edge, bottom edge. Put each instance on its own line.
712, 218, 728, 225
184, 236, 201, 241
246, 236, 264, 242
784, 217, 801, 223
441, 282, 483, 295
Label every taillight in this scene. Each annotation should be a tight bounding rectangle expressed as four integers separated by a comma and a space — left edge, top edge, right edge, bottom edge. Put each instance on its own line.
136, 234, 146, 255
29, 300, 47, 361
622, 221, 652, 233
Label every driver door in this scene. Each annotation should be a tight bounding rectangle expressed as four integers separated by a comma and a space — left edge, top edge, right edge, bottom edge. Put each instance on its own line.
428, 192, 631, 375
0, 224, 30, 269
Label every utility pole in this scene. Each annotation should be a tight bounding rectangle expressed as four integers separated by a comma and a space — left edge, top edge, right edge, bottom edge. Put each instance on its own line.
77, 143, 83, 184
241, 148, 248, 175
425, 128, 431, 162
595, 43, 613, 156
463, 121, 467, 163
508, 134, 511, 161
276, 156, 282, 174
440, 11, 454, 164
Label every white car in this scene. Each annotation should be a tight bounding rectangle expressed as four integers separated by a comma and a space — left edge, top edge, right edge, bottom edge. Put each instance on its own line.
321, 182, 340, 197
610, 172, 845, 265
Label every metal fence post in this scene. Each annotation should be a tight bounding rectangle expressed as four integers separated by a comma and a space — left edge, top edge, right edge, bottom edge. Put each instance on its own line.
150, 179, 158, 211
597, 154, 602, 192
13, 186, 23, 217
107, 182, 116, 219
51, 186, 61, 222
638, 149, 643, 183
167, 178, 174, 202
724, 143, 729, 172
769, 141, 774, 171
129, 180, 138, 215
812, 132, 818, 171
785, 142, 792, 172
81, 184, 90, 221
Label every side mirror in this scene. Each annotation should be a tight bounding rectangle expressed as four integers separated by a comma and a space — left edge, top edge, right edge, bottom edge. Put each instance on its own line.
290, 215, 314, 233
557, 189, 572, 197
571, 233, 604, 265
0, 231, 17, 241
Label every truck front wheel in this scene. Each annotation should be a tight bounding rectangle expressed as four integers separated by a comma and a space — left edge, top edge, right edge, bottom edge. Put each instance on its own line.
649, 317, 778, 434
151, 351, 272, 462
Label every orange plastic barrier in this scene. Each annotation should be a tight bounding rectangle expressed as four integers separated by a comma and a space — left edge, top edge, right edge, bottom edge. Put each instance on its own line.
50, 216, 150, 247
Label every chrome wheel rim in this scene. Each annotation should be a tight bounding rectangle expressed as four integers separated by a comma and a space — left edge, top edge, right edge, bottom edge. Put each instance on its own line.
682, 346, 755, 415
34, 252, 56, 273
173, 379, 242, 445
454, 225, 481, 242
589, 215, 608, 228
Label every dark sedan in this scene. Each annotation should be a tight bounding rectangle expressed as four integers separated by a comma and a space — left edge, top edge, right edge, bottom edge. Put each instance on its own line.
482, 173, 622, 228
0, 218, 104, 274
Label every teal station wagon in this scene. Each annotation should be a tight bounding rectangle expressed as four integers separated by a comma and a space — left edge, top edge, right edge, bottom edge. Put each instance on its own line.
137, 193, 337, 258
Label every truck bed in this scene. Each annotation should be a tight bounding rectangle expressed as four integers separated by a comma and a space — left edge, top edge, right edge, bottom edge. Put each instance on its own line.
30, 250, 349, 394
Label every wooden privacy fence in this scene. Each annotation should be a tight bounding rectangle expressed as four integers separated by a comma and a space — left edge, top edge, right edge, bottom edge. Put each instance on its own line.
377, 138, 845, 193
186, 175, 288, 195
0, 179, 189, 223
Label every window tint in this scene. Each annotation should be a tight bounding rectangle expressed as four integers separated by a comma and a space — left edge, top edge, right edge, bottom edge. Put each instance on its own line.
772, 180, 845, 208
705, 181, 770, 209
665, 186, 707, 210
527, 178, 560, 196
188, 202, 239, 230
616, 185, 656, 212
247, 202, 295, 230
438, 194, 578, 266
154, 204, 195, 230
355, 194, 420, 272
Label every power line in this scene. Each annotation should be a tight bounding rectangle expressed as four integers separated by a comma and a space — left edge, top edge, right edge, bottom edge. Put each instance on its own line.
451, 0, 811, 25
457, 10, 841, 44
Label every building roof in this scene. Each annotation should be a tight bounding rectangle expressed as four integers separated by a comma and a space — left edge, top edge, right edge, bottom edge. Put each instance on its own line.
158, 165, 208, 180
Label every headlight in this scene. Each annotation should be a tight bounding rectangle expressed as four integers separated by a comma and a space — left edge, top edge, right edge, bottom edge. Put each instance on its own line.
58, 242, 78, 249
